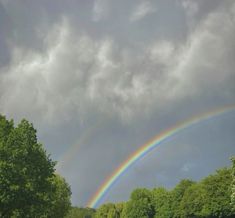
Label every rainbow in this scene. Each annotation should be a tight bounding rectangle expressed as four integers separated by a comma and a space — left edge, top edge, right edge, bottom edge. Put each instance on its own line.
87, 104, 235, 208
56, 118, 107, 172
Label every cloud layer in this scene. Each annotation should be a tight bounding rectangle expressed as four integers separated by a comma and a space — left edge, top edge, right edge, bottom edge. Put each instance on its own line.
1, 1, 234, 124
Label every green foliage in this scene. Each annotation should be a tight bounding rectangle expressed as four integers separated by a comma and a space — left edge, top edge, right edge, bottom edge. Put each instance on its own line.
65, 207, 96, 218
115, 202, 125, 218
48, 174, 72, 218
98, 166, 234, 218
92, 203, 124, 218
0, 115, 71, 217
231, 157, 235, 212
95, 203, 119, 218
171, 179, 195, 218
153, 187, 172, 218
201, 168, 233, 217
0, 115, 13, 143
121, 188, 155, 218
107, 205, 119, 218
179, 182, 207, 217
180, 168, 233, 218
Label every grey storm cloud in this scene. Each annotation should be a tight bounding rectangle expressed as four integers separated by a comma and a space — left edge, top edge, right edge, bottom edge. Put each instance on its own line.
0, 0, 235, 206
1, 2, 235, 123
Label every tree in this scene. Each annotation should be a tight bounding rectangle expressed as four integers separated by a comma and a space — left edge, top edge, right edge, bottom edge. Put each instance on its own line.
0, 116, 61, 217
48, 174, 71, 218
107, 205, 119, 218
179, 182, 207, 218
171, 179, 195, 218
121, 188, 155, 218
231, 156, 235, 212
115, 202, 125, 218
153, 187, 172, 218
0, 115, 13, 143
180, 168, 234, 218
95, 203, 118, 218
200, 168, 233, 218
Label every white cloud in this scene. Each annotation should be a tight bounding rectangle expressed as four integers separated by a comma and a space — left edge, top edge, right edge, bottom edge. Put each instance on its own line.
130, 1, 157, 22
171, 7, 235, 97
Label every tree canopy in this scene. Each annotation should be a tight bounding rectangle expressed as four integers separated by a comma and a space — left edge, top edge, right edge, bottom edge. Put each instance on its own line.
65, 207, 96, 218
94, 166, 234, 218
0, 115, 71, 217
121, 188, 155, 218
48, 174, 72, 218
153, 187, 172, 218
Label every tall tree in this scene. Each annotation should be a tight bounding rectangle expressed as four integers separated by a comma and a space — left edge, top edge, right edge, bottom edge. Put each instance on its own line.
0, 116, 66, 217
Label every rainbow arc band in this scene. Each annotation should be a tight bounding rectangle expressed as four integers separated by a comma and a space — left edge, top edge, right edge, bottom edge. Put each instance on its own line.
87, 104, 235, 208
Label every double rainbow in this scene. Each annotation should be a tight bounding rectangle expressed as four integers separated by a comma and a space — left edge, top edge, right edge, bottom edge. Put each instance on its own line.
87, 104, 235, 208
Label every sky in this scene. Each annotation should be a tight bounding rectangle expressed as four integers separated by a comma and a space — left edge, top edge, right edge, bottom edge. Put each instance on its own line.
0, 0, 235, 207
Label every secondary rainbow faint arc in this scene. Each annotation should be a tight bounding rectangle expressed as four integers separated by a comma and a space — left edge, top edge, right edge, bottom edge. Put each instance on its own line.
87, 104, 235, 208
56, 118, 107, 172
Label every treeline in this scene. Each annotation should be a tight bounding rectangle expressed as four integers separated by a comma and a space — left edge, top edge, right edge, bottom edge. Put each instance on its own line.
69, 165, 235, 218
66, 165, 235, 218
1, 115, 235, 218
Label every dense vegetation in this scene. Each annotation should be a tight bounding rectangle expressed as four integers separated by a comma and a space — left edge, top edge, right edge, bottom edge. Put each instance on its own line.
0, 114, 234, 217
66, 162, 235, 218
66, 207, 96, 218
91, 167, 234, 218
0, 115, 71, 217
